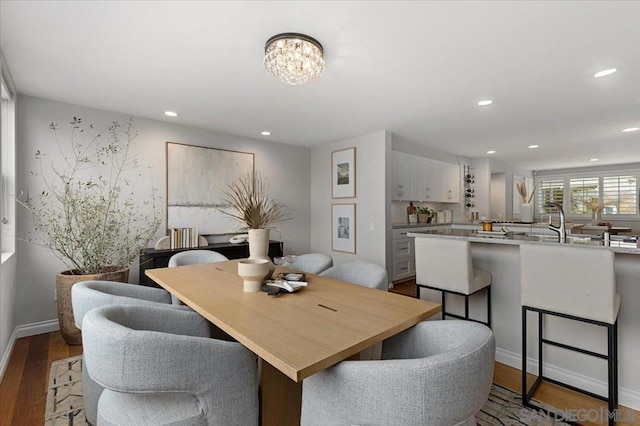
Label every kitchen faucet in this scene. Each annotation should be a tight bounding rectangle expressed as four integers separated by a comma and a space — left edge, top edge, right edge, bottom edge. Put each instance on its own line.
547, 202, 566, 243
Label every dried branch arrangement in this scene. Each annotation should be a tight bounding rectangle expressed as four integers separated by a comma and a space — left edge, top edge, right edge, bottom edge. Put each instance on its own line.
516, 181, 536, 204
219, 172, 290, 230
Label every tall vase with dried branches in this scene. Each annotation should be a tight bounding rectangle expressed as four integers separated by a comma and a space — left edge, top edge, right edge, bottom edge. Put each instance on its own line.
218, 173, 290, 270
516, 181, 536, 223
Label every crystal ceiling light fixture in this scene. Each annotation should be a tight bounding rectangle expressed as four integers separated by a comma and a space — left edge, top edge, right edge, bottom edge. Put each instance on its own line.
264, 33, 325, 85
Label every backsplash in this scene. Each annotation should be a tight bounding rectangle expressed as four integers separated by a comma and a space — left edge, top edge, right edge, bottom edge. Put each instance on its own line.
391, 201, 456, 223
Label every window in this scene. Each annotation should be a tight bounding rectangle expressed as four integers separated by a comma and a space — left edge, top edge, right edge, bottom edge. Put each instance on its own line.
603, 175, 637, 215
536, 178, 564, 214
1, 62, 16, 255
536, 172, 638, 218
569, 177, 599, 215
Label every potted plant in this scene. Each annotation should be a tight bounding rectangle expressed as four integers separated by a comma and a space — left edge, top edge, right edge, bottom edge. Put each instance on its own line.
19, 117, 162, 344
417, 206, 434, 223
218, 172, 289, 283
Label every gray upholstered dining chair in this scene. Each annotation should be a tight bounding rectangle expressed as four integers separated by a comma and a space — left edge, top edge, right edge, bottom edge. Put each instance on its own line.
168, 249, 229, 267
320, 260, 388, 291
168, 250, 229, 304
82, 304, 259, 426
283, 253, 333, 274
71, 280, 191, 425
301, 320, 495, 426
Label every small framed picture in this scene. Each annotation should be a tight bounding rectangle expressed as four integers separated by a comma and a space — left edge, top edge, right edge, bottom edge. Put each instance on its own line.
332, 147, 356, 198
332, 203, 356, 254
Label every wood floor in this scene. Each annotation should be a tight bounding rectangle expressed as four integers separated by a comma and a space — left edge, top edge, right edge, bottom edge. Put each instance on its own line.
1, 286, 637, 425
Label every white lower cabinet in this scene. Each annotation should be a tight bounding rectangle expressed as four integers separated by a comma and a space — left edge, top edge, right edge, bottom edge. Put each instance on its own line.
391, 227, 424, 282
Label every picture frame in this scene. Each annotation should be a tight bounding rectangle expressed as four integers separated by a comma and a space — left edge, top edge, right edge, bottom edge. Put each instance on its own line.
166, 142, 254, 235
332, 203, 356, 254
332, 147, 356, 198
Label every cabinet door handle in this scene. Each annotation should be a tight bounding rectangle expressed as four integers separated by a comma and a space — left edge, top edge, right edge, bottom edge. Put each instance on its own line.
426, 188, 430, 199
448, 190, 452, 199
399, 247, 408, 252
398, 185, 404, 196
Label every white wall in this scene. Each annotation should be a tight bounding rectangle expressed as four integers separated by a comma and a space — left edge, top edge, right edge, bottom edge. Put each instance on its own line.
15, 95, 311, 326
310, 131, 390, 271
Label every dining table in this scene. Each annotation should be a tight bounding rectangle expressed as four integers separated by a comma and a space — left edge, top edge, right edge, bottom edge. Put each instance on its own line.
145, 260, 441, 426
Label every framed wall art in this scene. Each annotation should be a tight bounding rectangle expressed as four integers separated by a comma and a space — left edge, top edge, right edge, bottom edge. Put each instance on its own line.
166, 142, 254, 235
332, 147, 356, 198
332, 203, 356, 253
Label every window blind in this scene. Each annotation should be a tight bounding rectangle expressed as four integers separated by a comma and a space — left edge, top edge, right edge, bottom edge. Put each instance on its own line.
537, 178, 564, 213
603, 175, 637, 215
569, 177, 599, 215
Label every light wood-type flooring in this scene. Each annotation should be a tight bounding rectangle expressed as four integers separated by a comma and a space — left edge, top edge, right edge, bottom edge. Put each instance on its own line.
0, 282, 637, 425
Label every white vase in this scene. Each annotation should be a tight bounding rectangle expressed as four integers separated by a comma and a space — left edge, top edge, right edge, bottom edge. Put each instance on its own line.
248, 228, 274, 278
520, 203, 533, 223
248, 228, 270, 259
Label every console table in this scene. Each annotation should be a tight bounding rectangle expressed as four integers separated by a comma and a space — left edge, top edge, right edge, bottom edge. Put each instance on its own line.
138, 241, 283, 287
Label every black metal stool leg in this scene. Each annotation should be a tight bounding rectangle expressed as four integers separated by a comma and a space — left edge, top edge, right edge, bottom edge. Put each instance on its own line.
538, 311, 543, 380
486, 286, 492, 328
464, 295, 470, 320
522, 306, 528, 404
441, 291, 446, 320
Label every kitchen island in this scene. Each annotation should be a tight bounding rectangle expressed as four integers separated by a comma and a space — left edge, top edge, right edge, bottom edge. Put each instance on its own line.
408, 228, 640, 411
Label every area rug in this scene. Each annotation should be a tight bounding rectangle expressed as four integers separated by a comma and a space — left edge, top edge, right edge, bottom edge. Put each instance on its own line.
45, 356, 569, 425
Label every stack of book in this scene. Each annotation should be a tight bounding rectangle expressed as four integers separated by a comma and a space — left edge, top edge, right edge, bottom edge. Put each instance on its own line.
169, 227, 199, 249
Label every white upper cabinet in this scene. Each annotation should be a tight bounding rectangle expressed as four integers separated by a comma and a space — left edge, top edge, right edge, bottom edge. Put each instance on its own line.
392, 151, 414, 201
391, 151, 460, 203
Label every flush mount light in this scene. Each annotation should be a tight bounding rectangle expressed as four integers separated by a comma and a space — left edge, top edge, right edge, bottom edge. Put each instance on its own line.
164, 111, 179, 117
264, 33, 325, 85
622, 127, 639, 133
589, 158, 599, 162
477, 100, 493, 106
593, 68, 617, 78
487, 150, 496, 154
528, 145, 539, 149
261, 131, 272, 136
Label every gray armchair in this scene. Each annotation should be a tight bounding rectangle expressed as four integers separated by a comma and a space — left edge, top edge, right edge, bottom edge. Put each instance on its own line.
82, 305, 259, 426
168, 249, 229, 267
71, 280, 190, 425
319, 260, 388, 291
284, 253, 333, 274
168, 250, 229, 304
301, 320, 495, 426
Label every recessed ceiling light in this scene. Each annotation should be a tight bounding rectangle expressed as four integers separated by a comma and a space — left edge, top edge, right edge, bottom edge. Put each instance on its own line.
261, 131, 271, 136
164, 111, 179, 117
589, 158, 599, 162
528, 145, 539, 149
622, 127, 639, 133
477, 100, 493, 106
487, 150, 496, 154
593, 68, 617, 78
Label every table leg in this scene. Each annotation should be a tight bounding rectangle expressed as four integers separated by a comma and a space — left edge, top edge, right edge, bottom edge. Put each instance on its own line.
260, 359, 302, 426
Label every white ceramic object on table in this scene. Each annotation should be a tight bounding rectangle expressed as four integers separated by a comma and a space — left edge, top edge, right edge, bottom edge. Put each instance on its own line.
238, 259, 269, 292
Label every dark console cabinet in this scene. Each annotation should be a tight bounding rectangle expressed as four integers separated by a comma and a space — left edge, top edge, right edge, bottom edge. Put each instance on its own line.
139, 241, 283, 287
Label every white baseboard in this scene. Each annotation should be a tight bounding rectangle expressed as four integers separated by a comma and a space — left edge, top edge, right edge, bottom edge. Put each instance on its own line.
15, 319, 60, 338
0, 327, 18, 382
496, 347, 640, 411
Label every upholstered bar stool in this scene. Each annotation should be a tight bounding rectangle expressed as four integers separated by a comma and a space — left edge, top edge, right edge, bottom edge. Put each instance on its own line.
415, 237, 492, 327
520, 244, 620, 425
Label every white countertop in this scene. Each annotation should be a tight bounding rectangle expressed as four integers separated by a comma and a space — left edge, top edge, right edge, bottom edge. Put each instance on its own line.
408, 228, 640, 255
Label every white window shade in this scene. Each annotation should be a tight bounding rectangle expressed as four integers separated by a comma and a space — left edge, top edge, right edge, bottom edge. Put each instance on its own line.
537, 178, 564, 214
569, 177, 599, 215
603, 175, 637, 215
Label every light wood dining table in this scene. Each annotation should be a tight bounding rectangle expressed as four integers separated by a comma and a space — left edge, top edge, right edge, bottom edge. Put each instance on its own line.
145, 260, 441, 426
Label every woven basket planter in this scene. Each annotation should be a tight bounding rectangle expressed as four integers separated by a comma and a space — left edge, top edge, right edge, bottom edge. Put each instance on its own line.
56, 266, 130, 345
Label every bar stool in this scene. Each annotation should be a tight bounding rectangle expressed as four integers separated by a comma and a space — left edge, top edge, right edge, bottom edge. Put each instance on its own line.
520, 244, 620, 425
415, 238, 491, 327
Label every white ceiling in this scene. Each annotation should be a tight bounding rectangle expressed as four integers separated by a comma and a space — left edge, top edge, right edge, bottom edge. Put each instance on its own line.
1, 1, 639, 171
